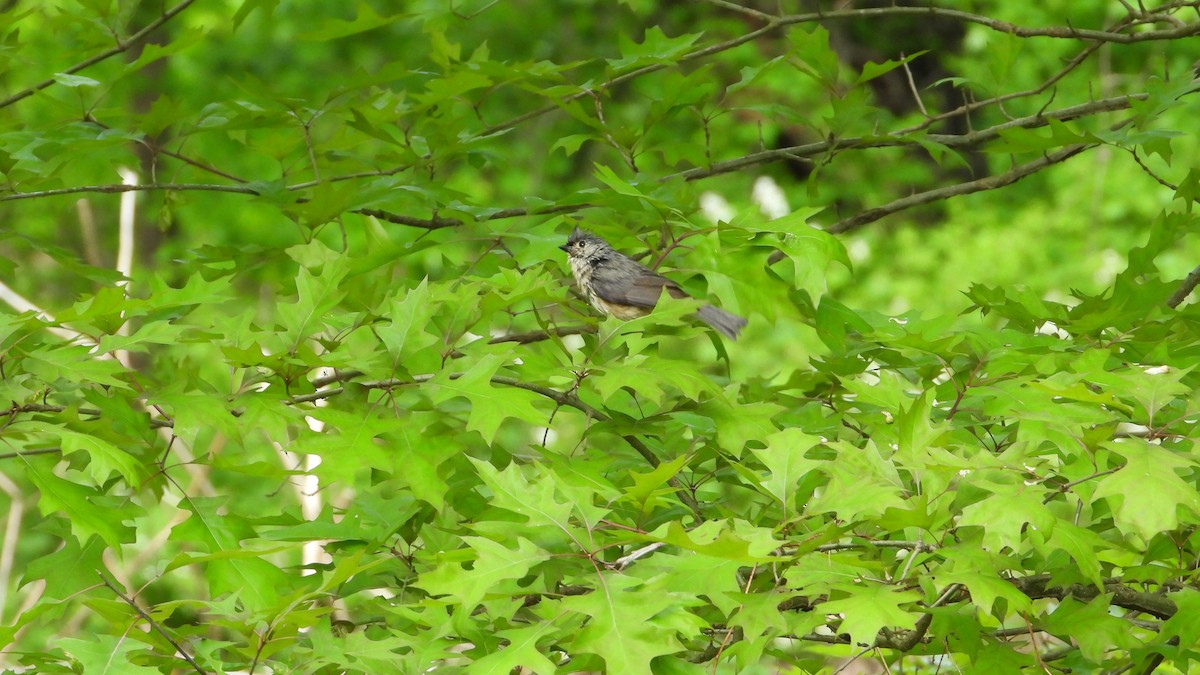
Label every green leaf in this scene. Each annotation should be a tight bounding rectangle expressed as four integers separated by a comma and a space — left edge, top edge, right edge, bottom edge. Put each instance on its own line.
24, 344, 129, 388
559, 574, 705, 674
296, 2, 405, 40
24, 534, 106, 599
276, 249, 349, 344
52, 73, 100, 87
818, 585, 920, 648
25, 461, 134, 548
855, 51, 927, 85
625, 452, 690, 509
894, 391, 951, 468
808, 440, 906, 521
652, 520, 777, 561
1033, 521, 1106, 587
24, 422, 145, 485
1039, 597, 1138, 663
170, 498, 289, 612
1093, 440, 1200, 540
470, 458, 575, 528
958, 490, 1054, 553
748, 428, 821, 510
607, 26, 703, 72
1175, 167, 1200, 210
233, 0, 280, 29
760, 212, 851, 299
1160, 589, 1200, 649
466, 622, 561, 674
417, 537, 548, 611
375, 277, 442, 360
58, 635, 161, 674
300, 408, 400, 485
550, 133, 595, 156
593, 163, 650, 199
384, 421, 457, 510
725, 55, 786, 96
814, 296, 873, 352
787, 25, 840, 88
699, 398, 784, 456
941, 544, 1032, 621
122, 27, 207, 75
428, 355, 549, 444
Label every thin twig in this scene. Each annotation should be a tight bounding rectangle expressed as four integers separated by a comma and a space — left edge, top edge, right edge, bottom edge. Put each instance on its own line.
0, 0, 201, 110
97, 573, 206, 675
900, 53, 929, 117
702, 0, 775, 21
1042, 465, 1124, 503
1127, 148, 1179, 190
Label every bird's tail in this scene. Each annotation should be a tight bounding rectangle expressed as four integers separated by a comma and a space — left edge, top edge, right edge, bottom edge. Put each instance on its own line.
697, 304, 748, 340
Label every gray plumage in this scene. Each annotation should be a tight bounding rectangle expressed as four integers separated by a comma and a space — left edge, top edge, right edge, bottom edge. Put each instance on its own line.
559, 227, 748, 340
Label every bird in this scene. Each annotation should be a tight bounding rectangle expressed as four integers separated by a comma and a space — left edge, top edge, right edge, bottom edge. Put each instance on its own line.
559, 227, 747, 340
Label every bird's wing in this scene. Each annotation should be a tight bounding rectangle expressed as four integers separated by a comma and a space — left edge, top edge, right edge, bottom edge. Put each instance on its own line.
590, 269, 689, 309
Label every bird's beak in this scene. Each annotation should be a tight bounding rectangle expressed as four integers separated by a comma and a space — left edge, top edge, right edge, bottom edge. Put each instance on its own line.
558, 244, 571, 252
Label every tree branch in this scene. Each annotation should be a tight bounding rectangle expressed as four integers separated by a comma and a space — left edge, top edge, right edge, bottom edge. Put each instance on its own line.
0, 183, 589, 231
0, 183, 258, 202
826, 144, 1091, 234
356, 202, 587, 230
1014, 575, 1178, 619
477, 3, 1198, 139
670, 93, 1144, 182
1, 402, 173, 429
1167, 265, 1200, 308
779, 5, 1200, 44
0, 0, 201, 110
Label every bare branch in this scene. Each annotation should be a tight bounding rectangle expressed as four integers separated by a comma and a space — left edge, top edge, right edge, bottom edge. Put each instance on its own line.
899, 53, 929, 117
357, 202, 588, 230
0, 183, 257, 202
826, 144, 1091, 234
1127, 148, 1180, 191
0, 183, 589, 231
671, 93, 1144, 182
781, 5, 1200, 43
702, 0, 775, 22
1015, 575, 1178, 619
476, 4, 1199, 139
1168, 265, 1200, 308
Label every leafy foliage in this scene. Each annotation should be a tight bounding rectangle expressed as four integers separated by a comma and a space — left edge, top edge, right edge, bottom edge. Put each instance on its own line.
2, 1, 1200, 673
